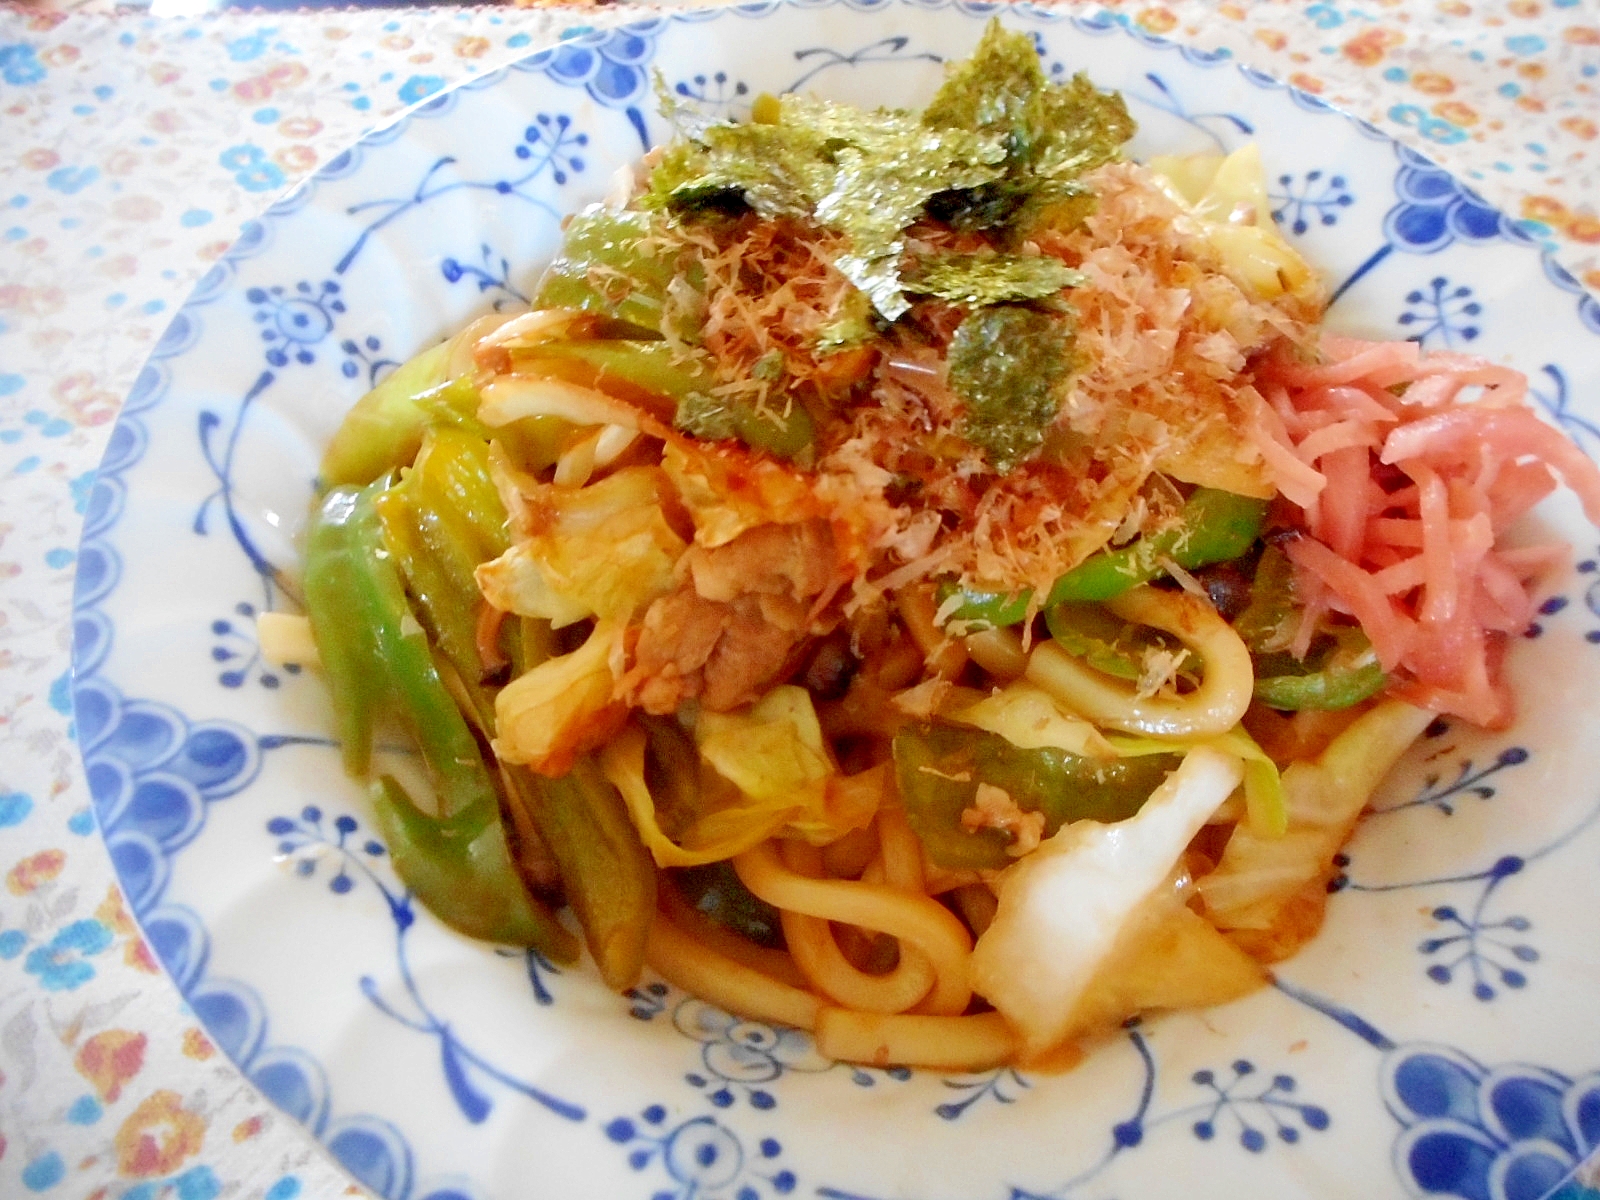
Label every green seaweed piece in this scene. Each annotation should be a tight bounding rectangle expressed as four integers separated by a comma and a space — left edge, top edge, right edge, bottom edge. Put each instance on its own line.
904, 252, 1085, 306
947, 304, 1075, 471
922, 21, 1136, 232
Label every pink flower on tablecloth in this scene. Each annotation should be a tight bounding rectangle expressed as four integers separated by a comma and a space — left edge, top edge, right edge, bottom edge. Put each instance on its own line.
277, 115, 321, 139
182, 1029, 215, 1061
97, 885, 159, 973
55, 371, 122, 427
1344, 27, 1404, 66
114, 1090, 207, 1178
233, 74, 272, 103
76, 1029, 148, 1103
8, 848, 65, 894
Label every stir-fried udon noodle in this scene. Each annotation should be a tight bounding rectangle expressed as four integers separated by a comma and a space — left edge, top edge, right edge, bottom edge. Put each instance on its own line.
268, 24, 1600, 1071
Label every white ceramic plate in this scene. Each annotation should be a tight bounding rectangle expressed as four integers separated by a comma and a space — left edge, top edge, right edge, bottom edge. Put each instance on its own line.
73, 3, 1600, 1197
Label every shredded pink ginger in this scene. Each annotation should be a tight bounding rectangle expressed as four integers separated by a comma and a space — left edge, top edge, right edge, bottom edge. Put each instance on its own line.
1248, 335, 1600, 728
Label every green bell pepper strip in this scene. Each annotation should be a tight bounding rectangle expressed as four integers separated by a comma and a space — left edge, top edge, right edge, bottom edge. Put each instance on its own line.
1253, 629, 1387, 712
1231, 542, 1298, 654
891, 723, 1181, 870
303, 482, 572, 952
1043, 600, 1192, 682
514, 339, 715, 407
375, 483, 488, 722
371, 776, 579, 955
375, 426, 514, 714
504, 757, 657, 991
303, 486, 383, 776
303, 479, 493, 812
942, 487, 1269, 628
532, 208, 691, 334
724, 390, 815, 463
320, 340, 481, 489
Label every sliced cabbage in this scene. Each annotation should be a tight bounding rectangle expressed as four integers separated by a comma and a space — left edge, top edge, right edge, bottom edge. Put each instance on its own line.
494, 618, 628, 776
600, 685, 880, 868
475, 466, 685, 627
1197, 700, 1433, 940
1146, 143, 1320, 305
662, 440, 823, 549
943, 680, 1116, 760
478, 375, 644, 430
1062, 871, 1265, 1043
1108, 723, 1288, 838
697, 686, 833, 806
970, 745, 1244, 1059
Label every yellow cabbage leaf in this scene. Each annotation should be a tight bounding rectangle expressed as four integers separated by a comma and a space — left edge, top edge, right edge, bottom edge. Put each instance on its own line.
1146, 143, 1320, 305
494, 619, 628, 776
475, 465, 685, 627
944, 680, 1117, 760
600, 686, 879, 868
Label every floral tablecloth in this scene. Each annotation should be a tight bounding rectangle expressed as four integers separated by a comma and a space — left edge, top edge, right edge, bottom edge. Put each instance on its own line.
1, 0, 1598, 1196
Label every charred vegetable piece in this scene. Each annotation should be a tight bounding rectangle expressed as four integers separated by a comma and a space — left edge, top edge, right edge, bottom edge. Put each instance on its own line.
670, 860, 786, 950
371, 776, 578, 955
1231, 542, 1300, 653
891, 723, 1180, 870
943, 487, 1269, 627
505, 758, 657, 991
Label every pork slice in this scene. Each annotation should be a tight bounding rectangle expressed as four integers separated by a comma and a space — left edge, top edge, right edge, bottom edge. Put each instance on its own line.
687, 519, 837, 602
625, 520, 841, 715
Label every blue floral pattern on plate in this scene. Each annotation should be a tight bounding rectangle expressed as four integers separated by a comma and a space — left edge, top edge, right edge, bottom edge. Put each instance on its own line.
72, 2, 1600, 1197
